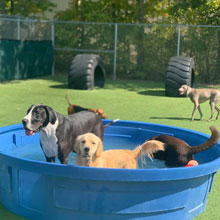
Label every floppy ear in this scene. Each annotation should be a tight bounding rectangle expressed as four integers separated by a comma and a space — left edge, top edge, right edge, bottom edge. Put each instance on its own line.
75, 135, 82, 155
27, 104, 35, 114
186, 86, 191, 96
96, 109, 103, 114
95, 137, 103, 157
96, 109, 108, 119
44, 106, 57, 125
102, 113, 108, 119
95, 109, 100, 115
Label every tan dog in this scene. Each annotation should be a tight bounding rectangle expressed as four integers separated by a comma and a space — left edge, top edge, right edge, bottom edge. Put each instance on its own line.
65, 93, 107, 119
179, 85, 220, 121
75, 133, 165, 169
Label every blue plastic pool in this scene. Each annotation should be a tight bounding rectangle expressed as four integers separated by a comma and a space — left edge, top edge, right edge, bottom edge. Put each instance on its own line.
0, 120, 220, 220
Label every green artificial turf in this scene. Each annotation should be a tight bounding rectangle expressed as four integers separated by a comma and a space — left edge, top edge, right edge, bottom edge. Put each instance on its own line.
0, 75, 220, 219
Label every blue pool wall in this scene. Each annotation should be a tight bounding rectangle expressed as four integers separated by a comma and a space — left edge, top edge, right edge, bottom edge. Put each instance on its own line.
0, 120, 219, 220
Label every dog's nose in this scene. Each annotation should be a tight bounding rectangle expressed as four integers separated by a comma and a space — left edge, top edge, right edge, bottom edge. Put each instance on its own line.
84, 147, 90, 153
22, 119, 28, 126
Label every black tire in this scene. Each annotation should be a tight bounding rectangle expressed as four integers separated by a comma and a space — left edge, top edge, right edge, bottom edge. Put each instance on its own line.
68, 54, 105, 90
165, 56, 195, 97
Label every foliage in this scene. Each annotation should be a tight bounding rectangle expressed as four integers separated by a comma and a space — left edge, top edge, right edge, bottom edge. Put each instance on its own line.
0, 0, 56, 18
55, 0, 167, 23
53, 0, 220, 83
166, 0, 220, 83
2, 0, 220, 83
168, 0, 220, 25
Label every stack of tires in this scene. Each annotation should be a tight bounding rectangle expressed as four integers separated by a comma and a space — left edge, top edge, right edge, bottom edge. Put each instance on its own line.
165, 56, 194, 97
68, 54, 105, 90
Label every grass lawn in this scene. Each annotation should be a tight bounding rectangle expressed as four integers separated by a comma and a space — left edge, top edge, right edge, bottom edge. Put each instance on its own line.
0, 75, 220, 219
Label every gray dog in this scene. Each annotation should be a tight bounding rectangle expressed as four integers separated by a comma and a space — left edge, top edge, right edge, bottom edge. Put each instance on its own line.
22, 104, 118, 164
179, 85, 220, 121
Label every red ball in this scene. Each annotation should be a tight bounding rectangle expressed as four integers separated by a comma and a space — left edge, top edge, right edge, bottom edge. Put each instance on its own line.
185, 160, 199, 167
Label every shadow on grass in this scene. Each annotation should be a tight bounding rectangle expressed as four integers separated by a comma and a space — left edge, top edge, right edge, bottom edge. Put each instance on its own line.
104, 79, 164, 91
0, 75, 68, 86
50, 83, 68, 89
138, 90, 165, 96
49, 78, 165, 97
150, 116, 196, 121
0, 75, 171, 98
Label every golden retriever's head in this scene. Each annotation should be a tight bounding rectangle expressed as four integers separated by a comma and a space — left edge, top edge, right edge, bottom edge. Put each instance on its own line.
178, 85, 191, 96
75, 133, 103, 161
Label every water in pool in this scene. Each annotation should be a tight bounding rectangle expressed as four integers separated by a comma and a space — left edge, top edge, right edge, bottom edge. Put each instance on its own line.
8, 135, 168, 168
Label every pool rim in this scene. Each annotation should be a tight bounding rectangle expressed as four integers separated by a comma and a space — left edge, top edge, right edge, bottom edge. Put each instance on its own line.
0, 121, 220, 182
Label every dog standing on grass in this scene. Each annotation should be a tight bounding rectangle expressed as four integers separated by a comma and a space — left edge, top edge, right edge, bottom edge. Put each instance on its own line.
179, 85, 220, 121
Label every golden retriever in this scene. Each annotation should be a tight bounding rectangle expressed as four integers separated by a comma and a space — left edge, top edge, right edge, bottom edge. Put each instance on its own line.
75, 133, 165, 169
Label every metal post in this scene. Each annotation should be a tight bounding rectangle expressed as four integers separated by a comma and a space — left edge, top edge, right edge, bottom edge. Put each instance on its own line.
17, 18, 20, 40
177, 25, 181, 56
51, 21, 55, 76
113, 23, 118, 80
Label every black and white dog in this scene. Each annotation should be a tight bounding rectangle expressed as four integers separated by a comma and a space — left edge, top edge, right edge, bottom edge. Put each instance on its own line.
22, 104, 117, 164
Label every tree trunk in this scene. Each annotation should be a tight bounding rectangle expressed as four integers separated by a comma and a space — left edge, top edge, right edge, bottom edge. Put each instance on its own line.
10, 0, 14, 14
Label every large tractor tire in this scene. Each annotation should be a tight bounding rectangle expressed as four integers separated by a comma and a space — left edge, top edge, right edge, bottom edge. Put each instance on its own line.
165, 56, 195, 97
68, 54, 105, 90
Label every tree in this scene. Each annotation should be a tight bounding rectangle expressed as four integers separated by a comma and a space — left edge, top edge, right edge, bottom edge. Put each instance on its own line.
54, 0, 220, 82
55, 0, 168, 23
167, 0, 220, 25
0, 0, 56, 18
166, 0, 220, 83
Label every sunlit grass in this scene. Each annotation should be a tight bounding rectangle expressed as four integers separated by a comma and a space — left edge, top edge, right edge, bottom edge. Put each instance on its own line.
0, 75, 220, 219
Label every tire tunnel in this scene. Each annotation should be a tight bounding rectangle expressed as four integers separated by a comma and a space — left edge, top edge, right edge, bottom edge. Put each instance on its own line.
165, 56, 195, 97
68, 54, 105, 90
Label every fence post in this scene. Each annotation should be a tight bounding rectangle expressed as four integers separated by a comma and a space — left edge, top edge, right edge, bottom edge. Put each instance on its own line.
51, 21, 55, 76
17, 18, 20, 40
177, 25, 181, 56
113, 23, 118, 80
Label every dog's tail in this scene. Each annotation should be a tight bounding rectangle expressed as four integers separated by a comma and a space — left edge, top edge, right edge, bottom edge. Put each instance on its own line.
65, 92, 72, 106
103, 119, 120, 128
189, 126, 219, 154
131, 140, 165, 160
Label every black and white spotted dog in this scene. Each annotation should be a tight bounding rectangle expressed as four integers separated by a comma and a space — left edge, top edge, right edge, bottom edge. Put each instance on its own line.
22, 104, 116, 164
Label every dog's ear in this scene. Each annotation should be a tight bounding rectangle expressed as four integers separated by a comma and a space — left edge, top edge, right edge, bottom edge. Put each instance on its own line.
26, 104, 35, 114
95, 137, 103, 158
186, 86, 191, 96
75, 135, 82, 155
97, 109, 103, 114
96, 109, 108, 119
102, 113, 108, 119
95, 109, 100, 115
44, 106, 57, 125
